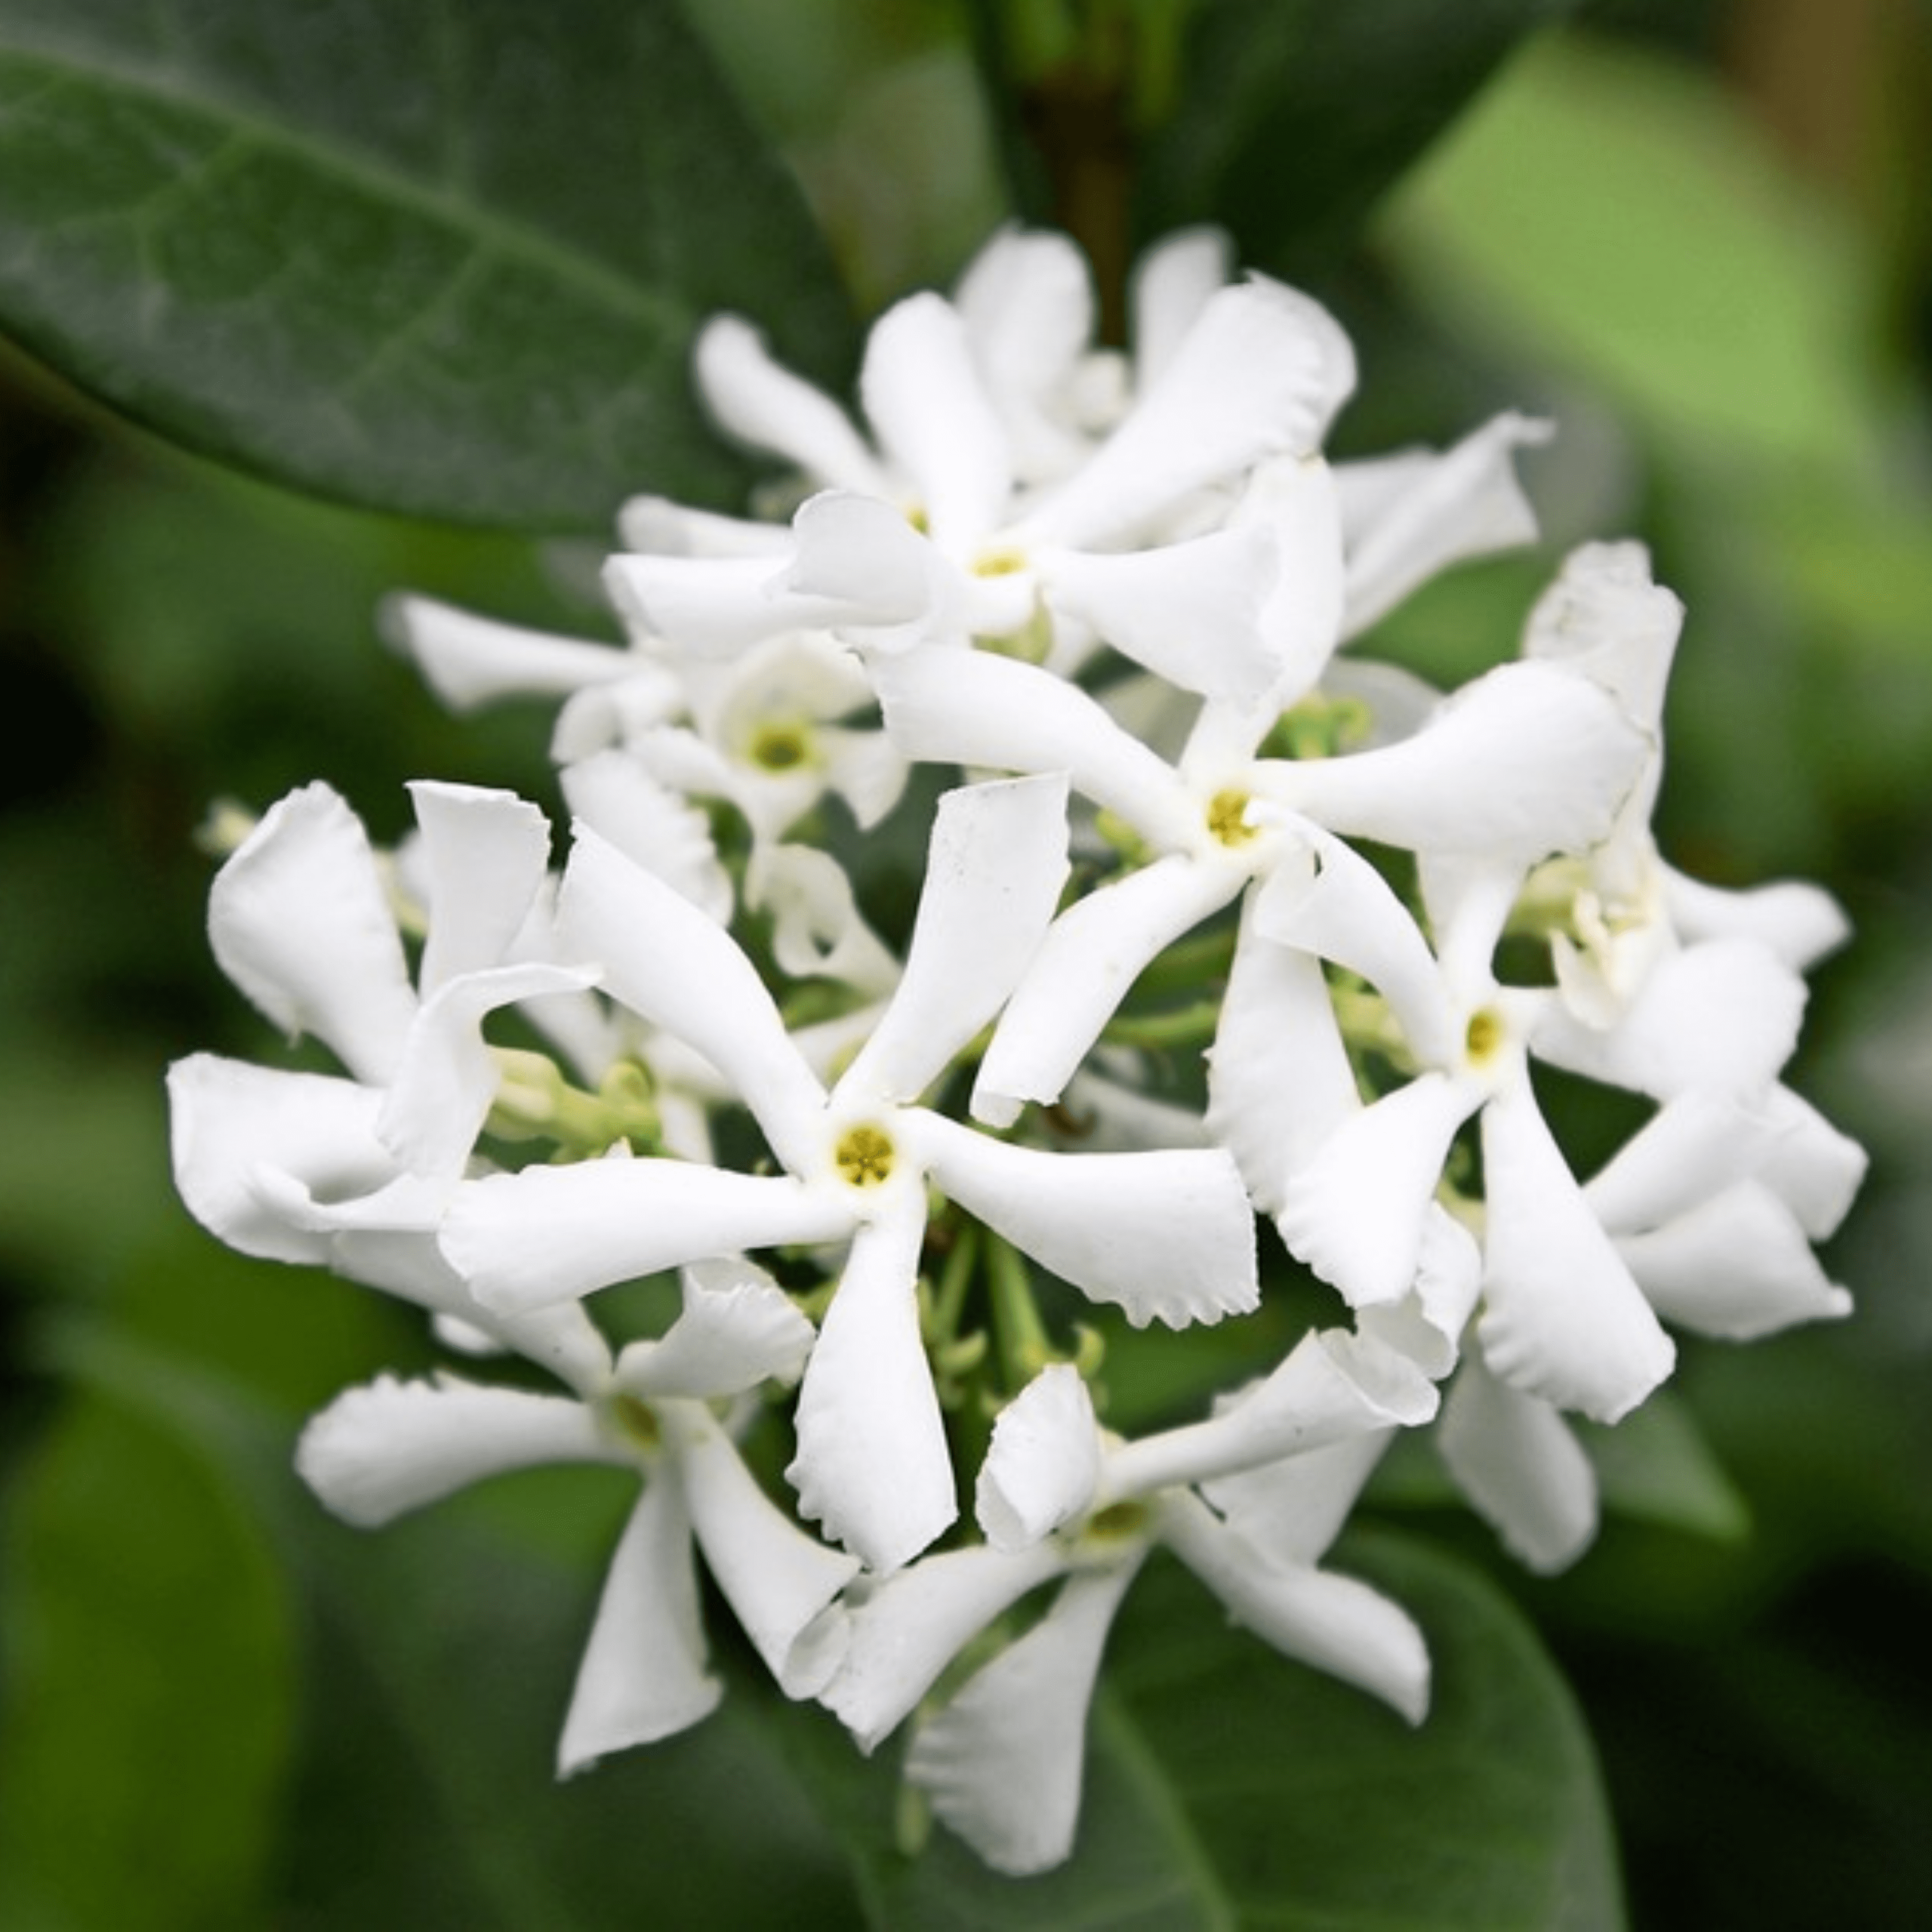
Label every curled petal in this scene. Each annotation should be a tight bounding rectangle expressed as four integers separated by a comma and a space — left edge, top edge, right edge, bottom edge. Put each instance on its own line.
1753, 1085, 1868, 1240
1359, 1206, 1483, 1378
746, 844, 900, 995
1130, 224, 1233, 388
208, 783, 417, 1084
872, 648, 1195, 848
666, 1401, 859, 1698
168, 1054, 394, 1266
975, 855, 1241, 1127
860, 291, 1010, 548
406, 781, 554, 991
1478, 1081, 1675, 1424
603, 551, 836, 658
1617, 1183, 1852, 1340
1662, 865, 1850, 972
839, 775, 1070, 1108
1025, 277, 1354, 550
1521, 540, 1682, 724
561, 752, 732, 922
1206, 909, 1361, 1215
559, 824, 825, 1169
378, 961, 598, 1177
1438, 1354, 1598, 1574
1042, 524, 1284, 702
1260, 661, 1648, 864
297, 1374, 614, 1528
558, 1483, 720, 1774
1160, 1492, 1428, 1724
787, 1198, 955, 1572
1583, 1089, 1786, 1235
977, 1364, 1103, 1550
694, 313, 887, 495
906, 1560, 1141, 1876
382, 593, 659, 712
819, 1540, 1068, 1751
1201, 1431, 1392, 1568
617, 1257, 817, 1398
1277, 1073, 1476, 1307
922, 1120, 1258, 1329
1342, 413, 1553, 638
1103, 1327, 1436, 1507
445, 1156, 854, 1315
782, 490, 953, 638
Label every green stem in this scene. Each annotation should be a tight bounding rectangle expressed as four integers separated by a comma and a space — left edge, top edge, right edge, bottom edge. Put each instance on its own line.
986, 1231, 1054, 1391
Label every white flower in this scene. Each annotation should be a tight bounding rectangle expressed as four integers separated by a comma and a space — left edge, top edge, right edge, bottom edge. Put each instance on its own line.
441, 775, 1261, 1572
820, 1336, 1435, 1873
296, 1261, 857, 1771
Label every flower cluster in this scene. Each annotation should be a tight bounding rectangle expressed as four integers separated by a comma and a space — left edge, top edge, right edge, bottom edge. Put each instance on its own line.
169, 226, 1864, 1875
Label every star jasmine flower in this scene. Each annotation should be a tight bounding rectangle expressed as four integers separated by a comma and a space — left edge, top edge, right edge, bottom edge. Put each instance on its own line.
604, 264, 1356, 695
295, 1261, 859, 1771
820, 1338, 1435, 1873
866, 609, 1649, 1127
441, 774, 1261, 1572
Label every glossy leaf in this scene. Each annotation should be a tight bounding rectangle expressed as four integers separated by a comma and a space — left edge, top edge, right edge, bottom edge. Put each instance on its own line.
0, 0, 854, 528
1136, 0, 1581, 279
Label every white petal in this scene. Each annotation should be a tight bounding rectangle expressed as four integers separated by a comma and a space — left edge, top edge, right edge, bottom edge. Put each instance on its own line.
1131, 225, 1233, 389
560, 752, 733, 923
694, 313, 887, 494
838, 775, 1070, 1108
781, 490, 951, 636
1753, 1085, 1868, 1239
1206, 910, 1361, 1216
296, 1374, 612, 1527
1535, 939, 1805, 1100
1260, 660, 1648, 863
382, 594, 657, 712
617, 495, 794, 558
406, 781, 554, 991
1662, 865, 1850, 971
1617, 1183, 1852, 1340
558, 824, 826, 1169
1358, 1206, 1483, 1378
617, 1257, 817, 1398
1521, 540, 1682, 724
1239, 452, 1346, 706
976, 1364, 1102, 1550
1160, 1492, 1428, 1724
860, 291, 1011, 547
377, 961, 598, 1176
444, 1156, 854, 1315
1252, 833, 1458, 1065
1437, 1356, 1598, 1574
1025, 277, 1354, 550
558, 1483, 720, 1773
1102, 1327, 1436, 1505
168, 1054, 393, 1265
906, 1560, 1140, 1876
923, 1120, 1259, 1329
819, 1540, 1068, 1751
786, 1198, 955, 1572
1200, 1431, 1392, 1568
1477, 1079, 1675, 1424
208, 783, 417, 1084
746, 844, 900, 995
1583, 1089, 1785, 1235
602, 551, 836, 658
871, 648, 1195, 847
1277, 1073, 1475, 1307
667, 1401, 859, 1698
1343, 413, 1553, 638
1042, 524, 1284, 701
974, 855, 1240, 1127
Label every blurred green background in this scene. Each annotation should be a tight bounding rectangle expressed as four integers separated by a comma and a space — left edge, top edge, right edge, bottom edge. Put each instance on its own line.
3, 2, 1931, 1926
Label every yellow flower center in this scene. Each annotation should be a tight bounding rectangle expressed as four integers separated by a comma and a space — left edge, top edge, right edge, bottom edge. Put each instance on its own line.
972, 544, 1028, 578
1206, 787, 1259, 848
833, 1121, 897, 1189
746, 720, 813, 772
1464, 1006, 1506, 1065
607, 1393, 661, 1454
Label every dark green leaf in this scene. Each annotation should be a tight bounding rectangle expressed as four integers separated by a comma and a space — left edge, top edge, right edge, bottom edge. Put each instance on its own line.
1137, 0, 1581, 279
0, 1384, 297, 1931
0, 0, 854, 528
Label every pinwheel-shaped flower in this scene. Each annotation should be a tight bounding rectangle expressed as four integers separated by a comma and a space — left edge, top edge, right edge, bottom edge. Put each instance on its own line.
297, 1260, 858, 1771
818, 1332, 1436, 1873
442, 773, 1261, 1573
